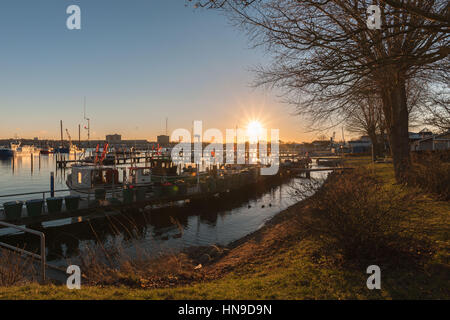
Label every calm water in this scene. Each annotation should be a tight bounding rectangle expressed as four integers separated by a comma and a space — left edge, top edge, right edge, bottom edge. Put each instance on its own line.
0, 153, 327, 266
0, 153, 72, 202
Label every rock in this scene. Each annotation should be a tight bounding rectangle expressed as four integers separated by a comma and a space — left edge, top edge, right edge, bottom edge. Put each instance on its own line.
207, 245, 223, 259
198, 253, 211, 264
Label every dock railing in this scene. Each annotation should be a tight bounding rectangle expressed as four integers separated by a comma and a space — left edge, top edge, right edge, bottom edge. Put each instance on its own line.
0, 221, 46, 283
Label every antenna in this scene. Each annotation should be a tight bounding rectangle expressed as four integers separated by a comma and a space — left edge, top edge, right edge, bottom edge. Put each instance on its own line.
165, 117, 168, 136
83, 96, 90, 147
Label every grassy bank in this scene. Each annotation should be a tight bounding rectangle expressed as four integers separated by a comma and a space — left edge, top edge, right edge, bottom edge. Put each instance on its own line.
1, 157, 449, 299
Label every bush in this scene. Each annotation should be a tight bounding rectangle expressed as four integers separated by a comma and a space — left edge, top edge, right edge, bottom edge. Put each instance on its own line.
306, 169, 430, 267
409, 152, 450, 200
78, 242, 203, 288
0, 248, 37, 286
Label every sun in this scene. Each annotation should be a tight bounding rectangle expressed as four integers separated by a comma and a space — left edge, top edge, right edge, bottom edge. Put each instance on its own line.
246, 120, 264, 142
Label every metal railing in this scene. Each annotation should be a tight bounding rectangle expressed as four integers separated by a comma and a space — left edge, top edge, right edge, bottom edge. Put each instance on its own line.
0, 221, 46, 283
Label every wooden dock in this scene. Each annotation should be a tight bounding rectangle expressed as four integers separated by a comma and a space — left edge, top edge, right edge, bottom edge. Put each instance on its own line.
56, 154, 161, 168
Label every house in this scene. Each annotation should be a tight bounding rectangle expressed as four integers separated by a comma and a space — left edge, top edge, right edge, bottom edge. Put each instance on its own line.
409, 129, 433, 151
349, 137, 372, 153
157, 135, 170, 146
413, 131, 450, 151
106, 134, 122, 144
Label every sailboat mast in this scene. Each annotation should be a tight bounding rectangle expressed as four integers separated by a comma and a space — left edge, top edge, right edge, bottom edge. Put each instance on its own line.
60, 120, 63, 146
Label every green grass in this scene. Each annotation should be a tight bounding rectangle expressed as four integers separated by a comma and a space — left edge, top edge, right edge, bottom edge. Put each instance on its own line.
1, 156, 449, 299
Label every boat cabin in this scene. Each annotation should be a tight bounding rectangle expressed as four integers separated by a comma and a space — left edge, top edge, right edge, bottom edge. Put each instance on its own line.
128, 167, 152, 185
68, 165, 120, 191
150, 158, 178, 176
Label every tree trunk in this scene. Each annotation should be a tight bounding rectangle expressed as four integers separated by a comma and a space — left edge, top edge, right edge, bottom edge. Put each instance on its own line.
383, 75, 411, 183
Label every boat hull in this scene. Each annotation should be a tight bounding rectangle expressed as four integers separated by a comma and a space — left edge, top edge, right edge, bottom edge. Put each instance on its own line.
0, 149, 14, 158
55, 147, 70, 153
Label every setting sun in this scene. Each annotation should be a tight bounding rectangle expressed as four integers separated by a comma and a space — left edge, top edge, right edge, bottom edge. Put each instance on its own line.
246, 120, 264, 142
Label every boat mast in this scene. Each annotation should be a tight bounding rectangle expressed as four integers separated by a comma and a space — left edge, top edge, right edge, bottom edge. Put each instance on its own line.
84, 97, 90, 149
60, 120, 64, 147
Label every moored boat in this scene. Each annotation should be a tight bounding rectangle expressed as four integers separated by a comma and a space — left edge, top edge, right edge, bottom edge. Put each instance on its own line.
55, 146, 70, 153
10, 142, 39, 155
40, 146, 54, 155
0, 147, 14, 158
66, 164, 121, 198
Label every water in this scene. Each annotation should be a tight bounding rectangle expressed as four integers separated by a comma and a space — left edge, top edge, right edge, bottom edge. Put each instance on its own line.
0, 153, 71, 203
0, 153, 328, 265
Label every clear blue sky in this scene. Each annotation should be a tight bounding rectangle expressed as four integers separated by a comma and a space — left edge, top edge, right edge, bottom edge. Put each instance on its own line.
0, 0, 317, 142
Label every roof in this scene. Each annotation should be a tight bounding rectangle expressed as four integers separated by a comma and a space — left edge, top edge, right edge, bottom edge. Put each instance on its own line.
417, 131, 450, 143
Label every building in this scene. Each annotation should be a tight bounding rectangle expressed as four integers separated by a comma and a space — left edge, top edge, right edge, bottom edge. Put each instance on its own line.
409, 129, 433, 150
348, 137, 372, 153
157, 135, 170, 146
413, 131, 450, 151
106, 134, 121, 144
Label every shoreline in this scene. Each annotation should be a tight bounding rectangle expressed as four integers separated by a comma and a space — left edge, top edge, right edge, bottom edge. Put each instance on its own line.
74, 174, 328, 288
2, 158, 448, 299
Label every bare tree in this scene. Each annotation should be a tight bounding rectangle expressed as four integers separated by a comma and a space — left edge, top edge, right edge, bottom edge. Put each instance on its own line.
422, 81, 450, 132
193, 0, 449, 182
345, 77, 425, 159
345, 95, 384, 159
380, 0, 449, 25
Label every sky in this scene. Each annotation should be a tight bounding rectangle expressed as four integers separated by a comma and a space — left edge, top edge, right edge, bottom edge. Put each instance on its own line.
0, 0, 325, 142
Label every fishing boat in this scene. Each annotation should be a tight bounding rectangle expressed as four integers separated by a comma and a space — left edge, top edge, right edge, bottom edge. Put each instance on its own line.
54, 146, 70, 153
84, 153, 116, 165
0, 147, 14, 158
40, 146, 54, 155
66, 164, 121, 197
10, 142, 38, 155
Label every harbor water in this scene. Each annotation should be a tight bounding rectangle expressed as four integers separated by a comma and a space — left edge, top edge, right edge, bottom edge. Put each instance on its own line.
0, 153, 328, 265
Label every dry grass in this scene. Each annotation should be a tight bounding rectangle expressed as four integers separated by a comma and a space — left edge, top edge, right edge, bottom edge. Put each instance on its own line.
78, 243, 205, 288
409, 152, 450, 200
0, 248, 37, 286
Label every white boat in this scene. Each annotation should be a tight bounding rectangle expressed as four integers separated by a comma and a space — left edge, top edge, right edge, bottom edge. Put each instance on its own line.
70, 144, 84, 154
10, 142, 39, 155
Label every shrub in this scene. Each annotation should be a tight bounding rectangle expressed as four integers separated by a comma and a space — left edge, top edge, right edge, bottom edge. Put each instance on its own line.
0, 248, 37, 286
409, 152, 450, 200
78, 242, 202, 288
305, 169, 430, 267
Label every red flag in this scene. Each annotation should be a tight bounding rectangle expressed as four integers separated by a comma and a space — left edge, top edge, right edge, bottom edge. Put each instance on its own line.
100, 143, 109, 164
94, 144, 100, 164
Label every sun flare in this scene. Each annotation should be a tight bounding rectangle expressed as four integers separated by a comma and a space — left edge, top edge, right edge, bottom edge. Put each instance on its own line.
246, 120, 264, 142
